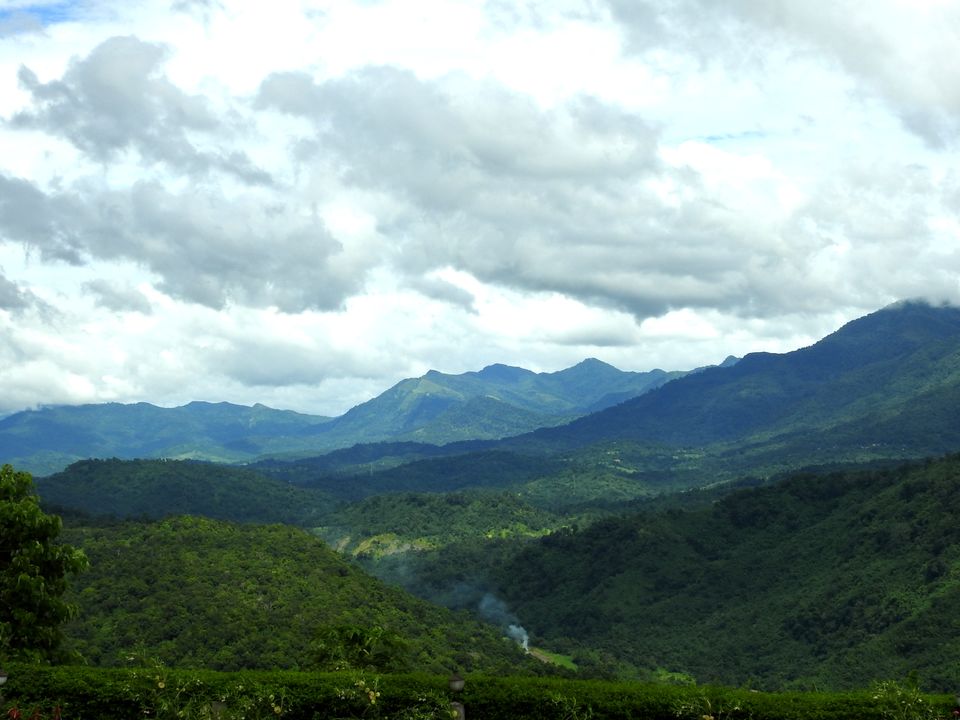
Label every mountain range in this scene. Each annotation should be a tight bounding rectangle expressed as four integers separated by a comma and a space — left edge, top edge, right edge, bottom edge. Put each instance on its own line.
524, 300, 960, 457
248, 301, 960, 508
12, 300, 960, 492
1, 358, 688, 476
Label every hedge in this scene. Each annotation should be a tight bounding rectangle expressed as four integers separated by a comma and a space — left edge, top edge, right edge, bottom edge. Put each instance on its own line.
1, 664, 953, 720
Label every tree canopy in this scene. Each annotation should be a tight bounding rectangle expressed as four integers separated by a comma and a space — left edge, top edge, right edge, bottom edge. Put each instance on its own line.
0, 463, 88, 661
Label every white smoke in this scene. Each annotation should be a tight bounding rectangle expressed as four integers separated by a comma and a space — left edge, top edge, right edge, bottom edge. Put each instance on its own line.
507, 623, 529, 651
478, 593, 530, 652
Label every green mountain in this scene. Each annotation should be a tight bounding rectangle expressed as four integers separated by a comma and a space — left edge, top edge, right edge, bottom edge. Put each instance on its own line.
292, 450, 565, 502
305, 359, 686, 447
324, 301, 960, 504
316, 490, 561, 559
60, 515, 540, 674
0, 401, 333, 475
37, 458, 336, 525
390, 454, 960, 690
189, 301, 960, 532
526, 301, 960, 461
1, 359, 684, 475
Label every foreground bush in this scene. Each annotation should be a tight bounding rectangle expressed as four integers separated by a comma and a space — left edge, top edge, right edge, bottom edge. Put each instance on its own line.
1, 664, 953, 720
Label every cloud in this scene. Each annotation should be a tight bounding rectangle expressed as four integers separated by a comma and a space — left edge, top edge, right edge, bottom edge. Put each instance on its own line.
0, 174, 87, 264
259, 65, 896, 322
785, 160, 960, 305
259, 67, 734, 320
405, 275, 476, 311
604, 0, 960, 147
11, 35, 272, 184
0, 172, 370, 312
543, 324, 640, 349
0, 271, 35, 311
82, 279, 152, 314
206, 334, 373, 389
171, 0, 224, 18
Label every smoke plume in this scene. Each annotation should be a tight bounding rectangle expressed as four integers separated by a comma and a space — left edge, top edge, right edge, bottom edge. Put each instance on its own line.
478, 593, 530, 652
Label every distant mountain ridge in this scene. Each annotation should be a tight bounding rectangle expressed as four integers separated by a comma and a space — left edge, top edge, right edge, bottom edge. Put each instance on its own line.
315, 358, 686, 446
0, 358, 688, 475
11, 300, 958, 482
0, 401, 333, 475
266, 300, 960, 505
515, 301, 960, 464
37, 458, 336, 525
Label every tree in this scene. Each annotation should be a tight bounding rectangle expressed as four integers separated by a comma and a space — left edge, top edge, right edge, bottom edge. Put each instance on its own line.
311, 624, 410, 672
0, 464, 88, 661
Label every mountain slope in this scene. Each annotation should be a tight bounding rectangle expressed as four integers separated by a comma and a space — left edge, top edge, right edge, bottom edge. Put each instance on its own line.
0, 402, 333, 475
406, 453, 960, 690
316, 489, 560, 559
271, 301, 960, 513
37, 458, 336, 525
309, 359, 686, 447
0, 359, 685, 475
519, 302, 960, 461
61, 516, 539, 674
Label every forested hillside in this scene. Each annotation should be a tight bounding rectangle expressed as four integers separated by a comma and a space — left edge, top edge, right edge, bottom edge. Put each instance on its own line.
316, 490, 561, 558
60, 516, 540, 675
401, 454, 960, 690
38, 458, 336, 524
521, 302, 960, 460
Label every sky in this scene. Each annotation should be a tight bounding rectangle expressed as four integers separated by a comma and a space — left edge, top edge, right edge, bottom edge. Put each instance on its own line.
0, 0, 958, 418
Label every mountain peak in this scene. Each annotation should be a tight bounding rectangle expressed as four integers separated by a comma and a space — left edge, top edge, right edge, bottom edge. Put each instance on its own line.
476, 363, 531, 382
535, 300, 960, 452
553, 357, 622, 379
575, 357, 617, 370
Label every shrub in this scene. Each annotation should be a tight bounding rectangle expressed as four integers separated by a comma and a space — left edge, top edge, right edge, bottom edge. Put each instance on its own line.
1, 665, 953, 720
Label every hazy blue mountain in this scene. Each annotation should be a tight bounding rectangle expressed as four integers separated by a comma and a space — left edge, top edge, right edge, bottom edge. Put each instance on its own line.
0, 359, 686, 474
0, 401, 333, 475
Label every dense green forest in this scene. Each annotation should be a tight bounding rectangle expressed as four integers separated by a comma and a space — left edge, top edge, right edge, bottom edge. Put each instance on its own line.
316, 490, 561, 558
27, 452, 960, 690
38, 458, 336, 524
5, 663, 944, 720
380, 454, 960, 690
59, 516, 541, 675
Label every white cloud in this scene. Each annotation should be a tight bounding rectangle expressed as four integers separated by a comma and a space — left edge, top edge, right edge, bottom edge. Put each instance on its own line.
0, 0, 957, 417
